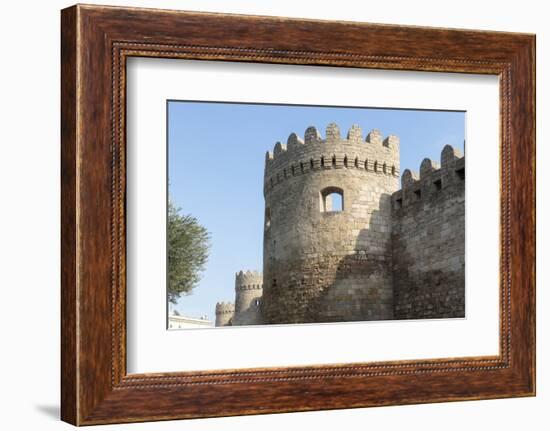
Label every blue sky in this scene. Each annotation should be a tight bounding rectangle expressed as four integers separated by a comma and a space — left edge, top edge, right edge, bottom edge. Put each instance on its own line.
168, 101, 465, 321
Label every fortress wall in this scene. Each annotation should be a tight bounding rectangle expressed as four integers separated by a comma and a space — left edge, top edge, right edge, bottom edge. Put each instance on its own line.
262, 124, 400, 324
214, 128, 466, 326
391, 145, 465, 319
264, 125, 399, 194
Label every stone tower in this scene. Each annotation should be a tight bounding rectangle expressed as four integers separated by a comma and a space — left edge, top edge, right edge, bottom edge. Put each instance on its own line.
232, 270, 263, 325
215, 302, 234, 327
262, 123, 400, 324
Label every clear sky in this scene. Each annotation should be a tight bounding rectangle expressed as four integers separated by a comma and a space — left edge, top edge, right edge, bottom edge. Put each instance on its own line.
168, 101, 465, 321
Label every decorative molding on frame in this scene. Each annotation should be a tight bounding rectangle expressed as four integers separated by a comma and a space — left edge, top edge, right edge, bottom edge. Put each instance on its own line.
112, 41, 512, 387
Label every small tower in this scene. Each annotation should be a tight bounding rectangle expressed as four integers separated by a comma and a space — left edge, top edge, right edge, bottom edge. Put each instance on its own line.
215, 302, 234, 327
232, 270, 263, 325
262, 123, 400, 324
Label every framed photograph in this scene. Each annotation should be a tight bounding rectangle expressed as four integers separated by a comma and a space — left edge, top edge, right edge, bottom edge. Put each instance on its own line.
61, 4, 535, 425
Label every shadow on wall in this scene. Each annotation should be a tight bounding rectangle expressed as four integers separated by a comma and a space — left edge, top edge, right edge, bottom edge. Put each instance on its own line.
312, 194, 395, 323
391, 225, 465, 320
233, 301, 262, 326
313, 191, 465, 323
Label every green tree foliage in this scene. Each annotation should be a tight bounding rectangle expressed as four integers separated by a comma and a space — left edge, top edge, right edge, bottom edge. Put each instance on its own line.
167, 201, 210, 304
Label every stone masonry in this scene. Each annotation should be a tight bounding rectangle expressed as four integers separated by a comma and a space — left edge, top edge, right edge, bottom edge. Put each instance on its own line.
391, 146, 465, 319
232, 270, 263, 325
215, 123, 465, 326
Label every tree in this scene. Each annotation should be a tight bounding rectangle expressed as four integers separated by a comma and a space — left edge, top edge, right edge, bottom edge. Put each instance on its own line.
167, 201, 210, 304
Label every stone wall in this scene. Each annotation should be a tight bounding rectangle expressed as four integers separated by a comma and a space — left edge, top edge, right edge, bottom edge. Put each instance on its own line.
391, 145, 465, 319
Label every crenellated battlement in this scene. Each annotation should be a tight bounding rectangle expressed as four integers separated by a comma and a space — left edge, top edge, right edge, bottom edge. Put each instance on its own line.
235, 270, 263, 289
264, 123, 400, 195
392, 144, 464, 210
215, 302, 235, 314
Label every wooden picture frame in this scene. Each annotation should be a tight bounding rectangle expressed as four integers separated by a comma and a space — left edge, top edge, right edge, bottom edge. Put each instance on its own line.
61, 4, 535, 425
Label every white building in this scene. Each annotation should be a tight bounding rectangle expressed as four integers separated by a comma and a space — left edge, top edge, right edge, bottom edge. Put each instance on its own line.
168, 313, 214, 329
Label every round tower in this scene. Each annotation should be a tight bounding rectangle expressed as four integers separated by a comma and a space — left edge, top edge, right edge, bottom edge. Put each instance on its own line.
232, 270, 263, 325
215, 302, 234, 327
262, 123, 400, 324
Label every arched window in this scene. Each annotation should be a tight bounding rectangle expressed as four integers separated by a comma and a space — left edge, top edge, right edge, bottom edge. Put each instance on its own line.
354, 157, 359, 168
343, 156, 348, 168
320, 187, 344, 212
374, 161, 378, 173
332, 155, 336, 167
